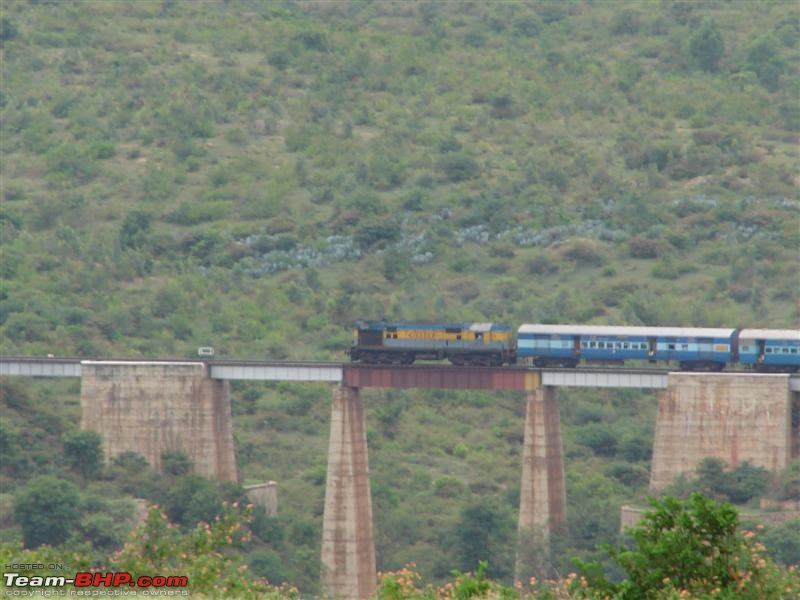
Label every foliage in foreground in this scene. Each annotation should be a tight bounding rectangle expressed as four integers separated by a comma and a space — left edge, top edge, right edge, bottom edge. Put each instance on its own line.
0, 504, 297, 599
1, 494, 798, 598
374, 494, 800, 600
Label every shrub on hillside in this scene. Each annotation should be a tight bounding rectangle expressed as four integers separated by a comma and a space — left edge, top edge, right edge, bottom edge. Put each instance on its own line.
15, 476, 81, 548
439, 153, 479, 182
628, 236, 660, 259
689, 19, 725, 72
63, 429, 103, 479
577, 494, 799, 599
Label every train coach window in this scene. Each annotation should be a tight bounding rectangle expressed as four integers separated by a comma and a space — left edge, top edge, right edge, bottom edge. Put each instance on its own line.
590, 342, 596, 348
682, 344, 688, 350
783, 348, 789, 353
791, 348, 797, 354
615, 342, 622, 349
641, 343, 648, 350
623, 342, 629, 349
766, 348, 773, 353
598, 342, 605, 348
668, 344, 676, 350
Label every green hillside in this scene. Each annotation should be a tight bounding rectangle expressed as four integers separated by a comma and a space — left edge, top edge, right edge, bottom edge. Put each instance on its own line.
1, 0, 798, 593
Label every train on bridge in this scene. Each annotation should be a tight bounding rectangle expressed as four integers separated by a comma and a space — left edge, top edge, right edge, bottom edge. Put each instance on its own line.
347, 321, 800, 372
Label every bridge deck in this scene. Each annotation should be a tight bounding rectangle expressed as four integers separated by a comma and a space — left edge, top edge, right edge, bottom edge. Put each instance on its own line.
1, 357, 797, 390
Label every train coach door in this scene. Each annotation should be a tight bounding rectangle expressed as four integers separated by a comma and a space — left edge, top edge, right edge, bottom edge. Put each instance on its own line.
572, 336, 581, 359
647, 337, 657, 362
698, 337, 713, 361
757, 339, 766, 363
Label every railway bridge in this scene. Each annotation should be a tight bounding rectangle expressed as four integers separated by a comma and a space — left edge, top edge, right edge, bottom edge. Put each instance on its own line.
2, 356, 799, 597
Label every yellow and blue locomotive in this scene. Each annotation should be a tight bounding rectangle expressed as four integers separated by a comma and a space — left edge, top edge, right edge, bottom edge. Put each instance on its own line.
347, 321, 516, 366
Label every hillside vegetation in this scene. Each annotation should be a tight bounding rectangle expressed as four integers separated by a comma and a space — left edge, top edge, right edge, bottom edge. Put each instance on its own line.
1, 0, 798, 593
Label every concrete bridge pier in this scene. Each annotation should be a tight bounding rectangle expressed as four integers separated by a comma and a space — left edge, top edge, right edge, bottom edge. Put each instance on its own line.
321, 385, 377, 599
516, 382, 566, 583
650, 373, 794, 492
80, 361, 237, 481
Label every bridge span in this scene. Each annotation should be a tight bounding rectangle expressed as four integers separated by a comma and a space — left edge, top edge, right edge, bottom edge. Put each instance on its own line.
4, 356, 797, 389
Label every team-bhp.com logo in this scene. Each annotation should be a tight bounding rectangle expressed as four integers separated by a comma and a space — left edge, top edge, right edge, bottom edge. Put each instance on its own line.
3, 571, 188, 596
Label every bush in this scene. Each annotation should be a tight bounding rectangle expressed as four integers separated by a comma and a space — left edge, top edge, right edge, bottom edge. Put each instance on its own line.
628, 236, 660, 259
15, 476, 81, 548
440, 154, 479, 182
89, 140, 116, 159
164, 475, 223, 528
579, 494, 797, 599
45, 143, 97, 183
610, 10, 640, 35
746, 34, 787, 91
525, 253, 559, 275
577, 424, 617, 456
689, 19, 724, 72
161, 450, 192, 476
354, 219, 400, 250
168, 201, 228, 226
559, 240, 607, 266
0, 17, 19, 44
669, 458, 770, 505
119, 211, 151, 250
63, 430, 103, 479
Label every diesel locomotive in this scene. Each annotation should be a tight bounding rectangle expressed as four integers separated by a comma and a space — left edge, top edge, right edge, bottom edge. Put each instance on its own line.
347, 321, 800, 372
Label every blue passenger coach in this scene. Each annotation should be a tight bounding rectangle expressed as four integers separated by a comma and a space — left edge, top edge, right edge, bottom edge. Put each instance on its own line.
517, 325, 736, 370
738, 329, 800, 372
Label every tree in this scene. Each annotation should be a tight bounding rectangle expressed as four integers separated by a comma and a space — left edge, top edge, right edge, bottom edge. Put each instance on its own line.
578, 424, 618, 456
119, 211, 152, 250
578, 493, 791, 599
111, 505, 274, 597
689, 19, 724, 72
455, 502, 514, 580
0, 17, 19, 45
63, 429, 103, 479
745, 34, 787, 91
669, 457, 770, 504
761, 520, 800, 567
161, 449, 192, 476
165, 475, 223, 528
14, 476, 81, 548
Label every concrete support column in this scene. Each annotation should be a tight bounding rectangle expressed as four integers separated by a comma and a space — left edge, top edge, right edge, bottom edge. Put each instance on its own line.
516, 384, 566, 582
80, 361, 237, 482
792, 392, 799, 459
321, 385, 376, 599
650, 373, 792, 492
